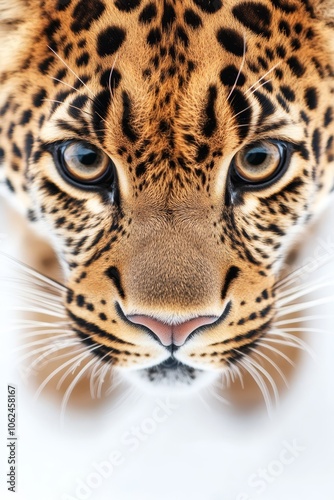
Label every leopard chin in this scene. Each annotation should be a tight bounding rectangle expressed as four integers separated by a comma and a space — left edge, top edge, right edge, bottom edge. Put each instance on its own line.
121, 357, 218, 394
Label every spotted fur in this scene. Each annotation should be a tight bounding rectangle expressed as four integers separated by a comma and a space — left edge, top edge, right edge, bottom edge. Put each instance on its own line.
0, 0, 334, 389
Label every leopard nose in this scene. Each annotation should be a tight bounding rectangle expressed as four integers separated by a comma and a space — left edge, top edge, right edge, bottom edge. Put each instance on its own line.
127, 315, 218, 347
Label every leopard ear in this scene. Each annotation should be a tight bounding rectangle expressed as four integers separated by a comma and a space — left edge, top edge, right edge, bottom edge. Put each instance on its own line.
312, 0, 334, 26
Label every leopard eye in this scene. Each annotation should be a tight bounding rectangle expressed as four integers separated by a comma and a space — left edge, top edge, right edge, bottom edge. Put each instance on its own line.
233, 141, 283, 183
57, 141, 115, 186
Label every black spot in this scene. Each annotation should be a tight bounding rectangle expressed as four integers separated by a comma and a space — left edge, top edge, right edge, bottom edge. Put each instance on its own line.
176, 27, 189, 46
304, 87, 318, 110
312, 128, 321, 164
97, 26, 126, 56
57, 0, 71, 10
260, 305, 271, 318
222, 266, 241, 300
147, 27, 162, 46
76, 294, 85, 307
290, 38, 301, 51
162, 3, 176, 31
196, 144, 210, 163
64, 43, 73, 58
279, 85, 295, 102
44, 19, 61, 39
12, 143, 22, 159
287, 56, 305, 77
20, 109, 32, 125
54, 69, 68, 83
71, 0, 105, 33
122, 92, 138, 142
105, 266, 125, 299
217, 28, 245, 57
229, 89, 252, 141
202, 86, 218, 137
32, 88, 47, 108
138, 3, 157, 23
38, 56, 54, 75
99, 313, 107, 321
100, 68, 122, 89
76, 52, 90, 67
220, 65, 246, 87
115, 0, 141, 11
5, 178, 15, 193
324, 107, 333, 127
184, 9, 203, 29
193, 0, 222, 13
276, 45, 286, 58
232, 2, 272, 39
71, 94, 89, 115
278, 20, 291, 36
66, 289, 74, 304
270, 0, 297, 13
135, 162, 146, 177
25, 132, 34, 161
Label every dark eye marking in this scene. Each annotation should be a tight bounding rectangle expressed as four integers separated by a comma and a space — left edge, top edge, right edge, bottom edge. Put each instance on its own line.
122, 91, 139, 142
202, 85, 218, 137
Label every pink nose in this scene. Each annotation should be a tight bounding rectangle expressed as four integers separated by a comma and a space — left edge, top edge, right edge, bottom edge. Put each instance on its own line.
127, 315, 218, 346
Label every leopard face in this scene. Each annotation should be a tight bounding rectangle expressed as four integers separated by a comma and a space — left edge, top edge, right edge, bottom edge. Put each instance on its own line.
0, 0, 334, 391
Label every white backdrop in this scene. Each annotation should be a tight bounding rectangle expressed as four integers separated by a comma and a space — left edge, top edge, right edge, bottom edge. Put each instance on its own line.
0, 196, 333, 500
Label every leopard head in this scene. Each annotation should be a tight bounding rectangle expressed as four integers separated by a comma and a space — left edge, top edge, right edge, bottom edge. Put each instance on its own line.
0, 0, 334, 391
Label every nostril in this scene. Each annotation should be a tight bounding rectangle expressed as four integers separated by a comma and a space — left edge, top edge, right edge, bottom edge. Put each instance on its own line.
127, 314, 219, 347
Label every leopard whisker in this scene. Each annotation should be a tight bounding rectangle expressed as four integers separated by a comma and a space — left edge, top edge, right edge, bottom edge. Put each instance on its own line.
48, 46, 97, 99
9, 305, 67, 318
108, 53, 119, 99
226, 32, 247, 102
276, 274, 330, 300
15, 332, 74, 350
60, 353, 103, 423
274, 314, 334, 326
57, 344, 99, 390
17, 340, 80, 365
0, 251, 66, 291
96, 360, 112, 399
257, 341, 296, 367
34, 347, 97, 401
43, 98, 98, 123
238, 351, 279, 405
245, 62, 281, 95
276, 280, 334, 306
250, 347, 289, 387
236, 356, 274, 415
277, 295, 334, 317
275, 251, 334, 290
267, 329, 316, 358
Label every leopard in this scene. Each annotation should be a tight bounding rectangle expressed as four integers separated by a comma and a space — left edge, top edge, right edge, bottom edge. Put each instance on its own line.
0, 0, 334, 395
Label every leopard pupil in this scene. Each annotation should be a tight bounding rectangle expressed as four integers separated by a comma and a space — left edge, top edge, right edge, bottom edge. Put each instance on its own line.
78, 149, 97, 166
246, 149, 267, 167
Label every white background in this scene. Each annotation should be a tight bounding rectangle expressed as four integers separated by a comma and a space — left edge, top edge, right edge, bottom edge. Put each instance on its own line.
0, 197, 333, 500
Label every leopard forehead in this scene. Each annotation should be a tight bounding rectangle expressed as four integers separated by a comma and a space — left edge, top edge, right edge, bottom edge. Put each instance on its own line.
0, 0, 334, 385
